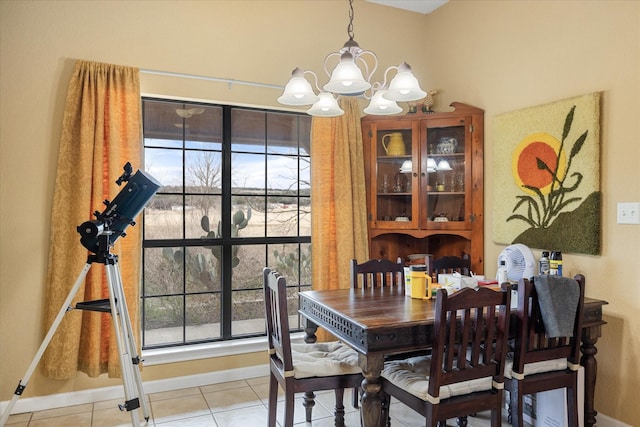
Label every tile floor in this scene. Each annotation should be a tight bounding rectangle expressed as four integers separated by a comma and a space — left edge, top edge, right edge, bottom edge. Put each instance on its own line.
5, 376, 522, 426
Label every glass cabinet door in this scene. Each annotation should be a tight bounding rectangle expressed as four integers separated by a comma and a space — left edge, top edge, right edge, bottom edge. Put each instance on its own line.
371, 121, 419, 228
421, 117, 471, 229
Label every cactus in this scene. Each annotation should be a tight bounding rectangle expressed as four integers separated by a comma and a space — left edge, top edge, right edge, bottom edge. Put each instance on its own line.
201, 207, 252, 269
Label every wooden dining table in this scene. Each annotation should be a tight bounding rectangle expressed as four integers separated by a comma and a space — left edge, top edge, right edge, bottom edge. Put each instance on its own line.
298, 285, 607, 427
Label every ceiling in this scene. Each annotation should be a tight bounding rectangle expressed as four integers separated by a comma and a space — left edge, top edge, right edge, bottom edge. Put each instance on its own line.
366, 0, 448, 15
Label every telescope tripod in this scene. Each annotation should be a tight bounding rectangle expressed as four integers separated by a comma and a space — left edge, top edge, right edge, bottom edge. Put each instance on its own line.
0, 238, 149, 427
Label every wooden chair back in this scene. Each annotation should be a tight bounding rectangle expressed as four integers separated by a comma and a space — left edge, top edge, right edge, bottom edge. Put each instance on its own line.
511, 274, 585, 374
431, 254, 471, 277
350, 258, 404, 289
263, 267, 294, 374
428, 284, 512, 400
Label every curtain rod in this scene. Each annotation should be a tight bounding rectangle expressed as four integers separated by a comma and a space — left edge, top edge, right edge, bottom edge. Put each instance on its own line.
140, 68, 284, 90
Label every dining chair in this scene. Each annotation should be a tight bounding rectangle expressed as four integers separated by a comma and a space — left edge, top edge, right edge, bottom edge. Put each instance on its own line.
349, 257, 405, 408
350, 257, 404, 289
380, 284, 512, 427
430, 253, 471, 277
505, 274, 585, 427
263, 268, 363, 427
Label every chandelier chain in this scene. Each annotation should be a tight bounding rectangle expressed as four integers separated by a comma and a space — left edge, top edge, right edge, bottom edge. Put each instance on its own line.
347, 0, 355, 41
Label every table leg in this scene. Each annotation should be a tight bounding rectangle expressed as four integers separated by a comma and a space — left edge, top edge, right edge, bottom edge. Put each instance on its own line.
581, 324, 602, 427
303, 318, 318, 344
358, 353, 384, 427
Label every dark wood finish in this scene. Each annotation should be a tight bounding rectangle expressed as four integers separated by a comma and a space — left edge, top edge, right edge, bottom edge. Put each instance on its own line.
381, 286, 512, 427
263, 269, 362, 427
505, 275, 585, 427
362, 103, 485, 274
299, 287, 607, 427
350, 258, 404, 289
431, 254, 471, 277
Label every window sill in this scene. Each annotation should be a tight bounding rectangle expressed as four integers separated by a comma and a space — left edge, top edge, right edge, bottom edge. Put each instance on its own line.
142, 332, 306, 366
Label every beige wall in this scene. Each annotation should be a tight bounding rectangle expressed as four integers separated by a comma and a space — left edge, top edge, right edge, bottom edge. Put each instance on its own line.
1, 0, 638, 424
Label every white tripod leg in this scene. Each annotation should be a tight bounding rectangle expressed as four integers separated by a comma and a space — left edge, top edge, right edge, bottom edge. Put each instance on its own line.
104, 261, 142, 427
0, 263, 93, 427
108, 259, 150, 421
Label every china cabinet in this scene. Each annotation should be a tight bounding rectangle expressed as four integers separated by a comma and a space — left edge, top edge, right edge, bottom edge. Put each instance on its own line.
361, 103, 484, 274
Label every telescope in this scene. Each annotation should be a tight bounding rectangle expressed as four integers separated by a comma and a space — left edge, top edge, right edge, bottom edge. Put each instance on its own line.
77, 162, 161, 253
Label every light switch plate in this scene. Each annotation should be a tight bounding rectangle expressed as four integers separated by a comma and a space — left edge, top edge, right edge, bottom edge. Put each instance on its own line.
617, 202, 640, 224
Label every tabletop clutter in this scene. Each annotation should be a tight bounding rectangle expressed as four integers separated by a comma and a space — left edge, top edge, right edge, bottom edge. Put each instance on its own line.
403, 264, 485, 299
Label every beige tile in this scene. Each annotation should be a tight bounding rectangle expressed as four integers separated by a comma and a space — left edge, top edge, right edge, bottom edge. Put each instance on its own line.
4, 412, 31, 425
199, 379, 248, 394
154, 413, 217, 426
203, 386, 262, 413
304, 409, 361, 427
212, 405, 268, 427
93, 396, 151, 412
150, 386, 202, 402
30, 403, 93, 420
28, 412, 92, 427
92, 405, 152, 427
250, 380, 284, 405
275, 395, 332, 425
313, 388, 359, 415
151, 394, 211, 424
245, 375, 270, 386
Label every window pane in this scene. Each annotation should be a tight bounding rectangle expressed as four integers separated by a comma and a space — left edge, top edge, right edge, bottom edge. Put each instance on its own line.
232, 244, 266, 289
267, 112, 302, 155
183, 105, 223, 150
232, 289, 265, 336
145, 147, 183, 189
186, 195, 221, 239
144, 295, 184, 346
266, 197, 298, 237
143, 247, 184, 295
185, 150, 222, 191
232, 153, 265, 190
267, 154, 299, 191
230, 197, 260, 238
144, 198, 184, 240
185, 294, 221, 341
232, 109, 265, 153
185, 246, 221, 293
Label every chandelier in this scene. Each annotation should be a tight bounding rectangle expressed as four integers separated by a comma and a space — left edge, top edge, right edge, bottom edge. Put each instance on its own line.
277, 0, 426, 117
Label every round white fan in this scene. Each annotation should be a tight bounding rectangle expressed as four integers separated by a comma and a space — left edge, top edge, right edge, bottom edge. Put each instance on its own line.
496, 243, 535, 282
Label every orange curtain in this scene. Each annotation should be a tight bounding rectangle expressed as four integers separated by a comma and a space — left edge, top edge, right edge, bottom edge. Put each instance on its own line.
310, 96, 369, 299
41, 61, 142, 379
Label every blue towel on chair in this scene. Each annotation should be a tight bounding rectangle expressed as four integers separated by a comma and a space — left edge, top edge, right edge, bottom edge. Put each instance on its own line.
533, 275, 580, 338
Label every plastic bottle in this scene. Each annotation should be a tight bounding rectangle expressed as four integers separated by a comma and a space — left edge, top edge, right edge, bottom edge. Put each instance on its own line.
497, 260, 508, 284
549, 251, 563, 276
539, 251, 550, 275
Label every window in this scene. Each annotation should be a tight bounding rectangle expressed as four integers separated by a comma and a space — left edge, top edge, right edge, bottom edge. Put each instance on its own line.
141, 98, 312, 349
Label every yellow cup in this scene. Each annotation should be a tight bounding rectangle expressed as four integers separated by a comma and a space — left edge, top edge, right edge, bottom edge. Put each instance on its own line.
409, 266, 433, 300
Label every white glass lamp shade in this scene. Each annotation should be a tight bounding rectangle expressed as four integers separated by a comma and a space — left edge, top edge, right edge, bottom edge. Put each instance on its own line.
399, 160, 413, 173
307, 92, 344, 117
437, 159, 452, 171
426, 157, 437, 173
323, 52, 371, 95
278, 68, 319, 106
363, 89, 402, 115
383, 63, 426, 102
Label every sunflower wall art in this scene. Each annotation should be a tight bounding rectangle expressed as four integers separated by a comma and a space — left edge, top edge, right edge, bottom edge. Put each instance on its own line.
492, 92, 601, 255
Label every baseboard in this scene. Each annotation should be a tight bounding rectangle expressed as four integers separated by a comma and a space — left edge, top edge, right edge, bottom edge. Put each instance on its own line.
0, 364, 269, 416
596, 413, 633, 427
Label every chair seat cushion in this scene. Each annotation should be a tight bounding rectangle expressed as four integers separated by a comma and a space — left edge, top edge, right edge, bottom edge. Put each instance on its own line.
504, 357, 568, 379
291, 342, 361, 379
381, 356, 493, 401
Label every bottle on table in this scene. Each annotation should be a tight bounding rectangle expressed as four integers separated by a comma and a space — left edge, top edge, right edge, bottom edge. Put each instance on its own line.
549, 251, 563, 276
539, 251, 550, 275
